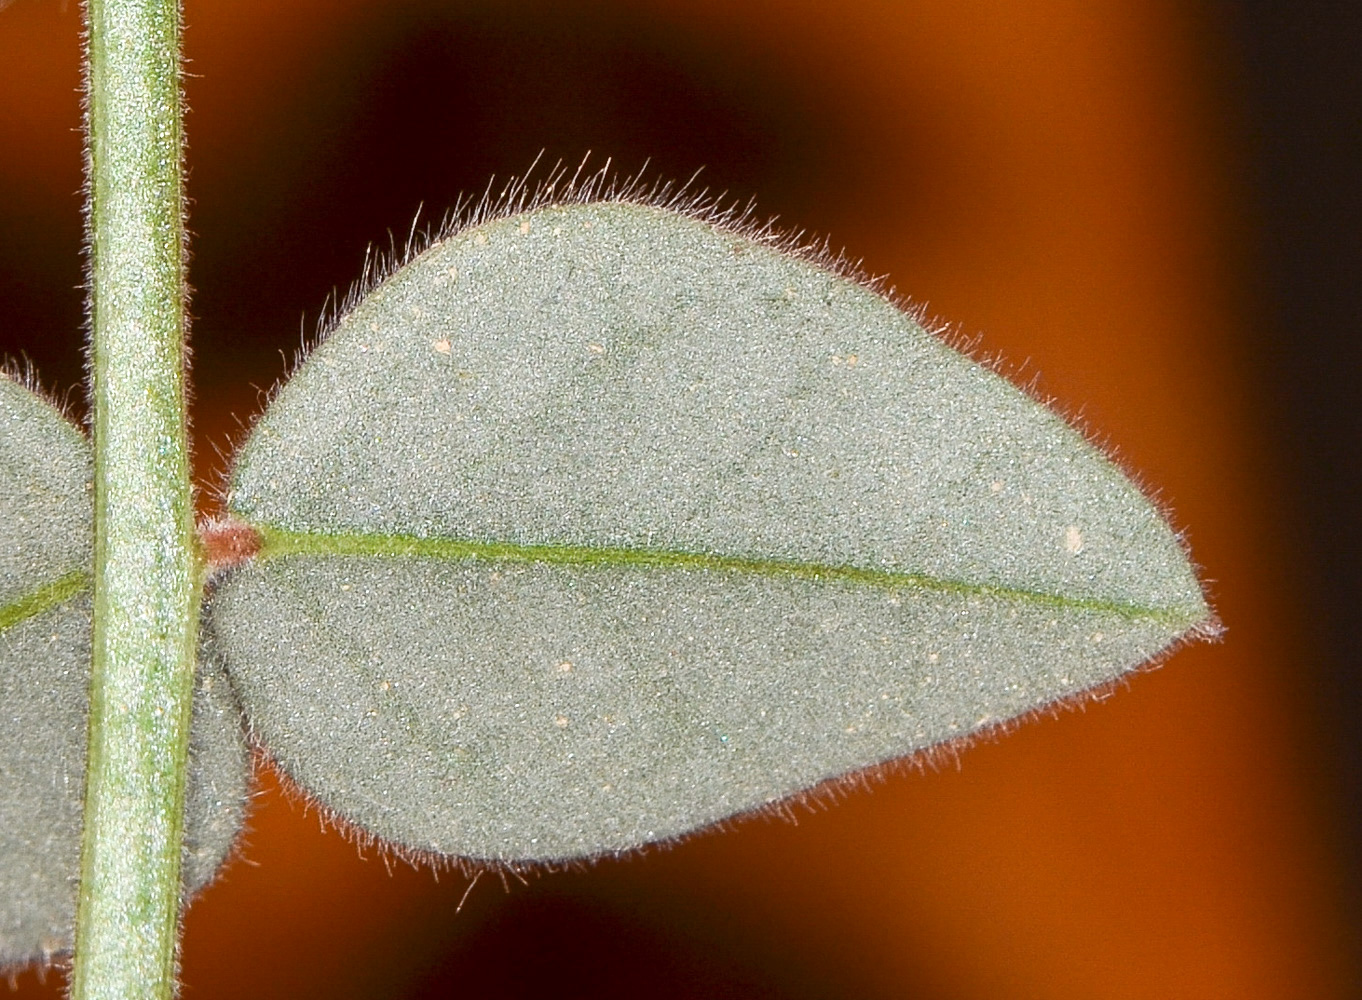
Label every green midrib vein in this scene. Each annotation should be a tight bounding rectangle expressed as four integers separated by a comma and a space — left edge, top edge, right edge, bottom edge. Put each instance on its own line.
252, 524, 1200, 625
0, 570, 90, 633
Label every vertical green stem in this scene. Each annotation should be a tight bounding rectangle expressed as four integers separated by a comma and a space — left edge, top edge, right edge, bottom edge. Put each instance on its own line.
73, 0, 200, 998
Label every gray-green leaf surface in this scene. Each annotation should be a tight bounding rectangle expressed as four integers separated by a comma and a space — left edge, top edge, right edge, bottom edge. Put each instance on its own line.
0, 373, 250, 968
214, 201, 1213, 863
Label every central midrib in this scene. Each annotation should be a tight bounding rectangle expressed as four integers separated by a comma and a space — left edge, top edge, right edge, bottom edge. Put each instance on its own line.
250, 523, 1195, 625
0, 570, 90, 633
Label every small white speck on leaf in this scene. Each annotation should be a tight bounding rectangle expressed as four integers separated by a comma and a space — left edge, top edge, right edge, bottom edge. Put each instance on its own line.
1065, 525, 1084, 555
433, 339, 452, 354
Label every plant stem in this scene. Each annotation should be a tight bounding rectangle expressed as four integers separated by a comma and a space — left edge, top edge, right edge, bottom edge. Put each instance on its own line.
72, 0, 199, 997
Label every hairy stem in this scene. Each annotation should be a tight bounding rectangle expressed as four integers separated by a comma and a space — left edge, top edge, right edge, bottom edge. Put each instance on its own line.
72, 0, 200, 997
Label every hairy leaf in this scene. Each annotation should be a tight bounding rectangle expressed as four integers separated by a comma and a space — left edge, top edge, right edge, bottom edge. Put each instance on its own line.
213, 200, 1214, 863
0, 376, 89, 618
0, 373, 250, 968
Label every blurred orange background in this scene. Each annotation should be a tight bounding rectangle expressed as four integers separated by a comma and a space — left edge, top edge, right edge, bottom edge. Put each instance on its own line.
1, 1, 1357, 997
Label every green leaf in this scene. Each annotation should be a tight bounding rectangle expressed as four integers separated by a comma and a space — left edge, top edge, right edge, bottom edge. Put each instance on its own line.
212, 200, 1214, 863
0, 374, 90, 618
0, 372, 250, 968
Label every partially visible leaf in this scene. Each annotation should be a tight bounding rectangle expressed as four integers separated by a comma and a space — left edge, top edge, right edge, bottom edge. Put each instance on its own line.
0, 600, 248, 968
0, 372, 89, 616
213, 200, 1215, 863
0, 372, 251, 969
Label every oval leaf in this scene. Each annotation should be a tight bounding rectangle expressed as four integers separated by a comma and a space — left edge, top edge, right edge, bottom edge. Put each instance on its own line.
213, 201, 1214, 863
0, 372, 251, 968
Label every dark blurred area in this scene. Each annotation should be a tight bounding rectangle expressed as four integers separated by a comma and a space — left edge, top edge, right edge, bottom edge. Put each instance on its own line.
0, 1, 1358, 996
1215, 0, 1362, 943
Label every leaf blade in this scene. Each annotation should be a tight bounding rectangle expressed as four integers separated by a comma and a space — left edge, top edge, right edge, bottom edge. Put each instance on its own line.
216, 199, 1214, 862
0, 373, 91, 611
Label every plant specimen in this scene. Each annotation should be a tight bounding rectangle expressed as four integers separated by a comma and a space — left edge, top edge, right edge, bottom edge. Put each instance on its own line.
0, 1, 1217, 998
